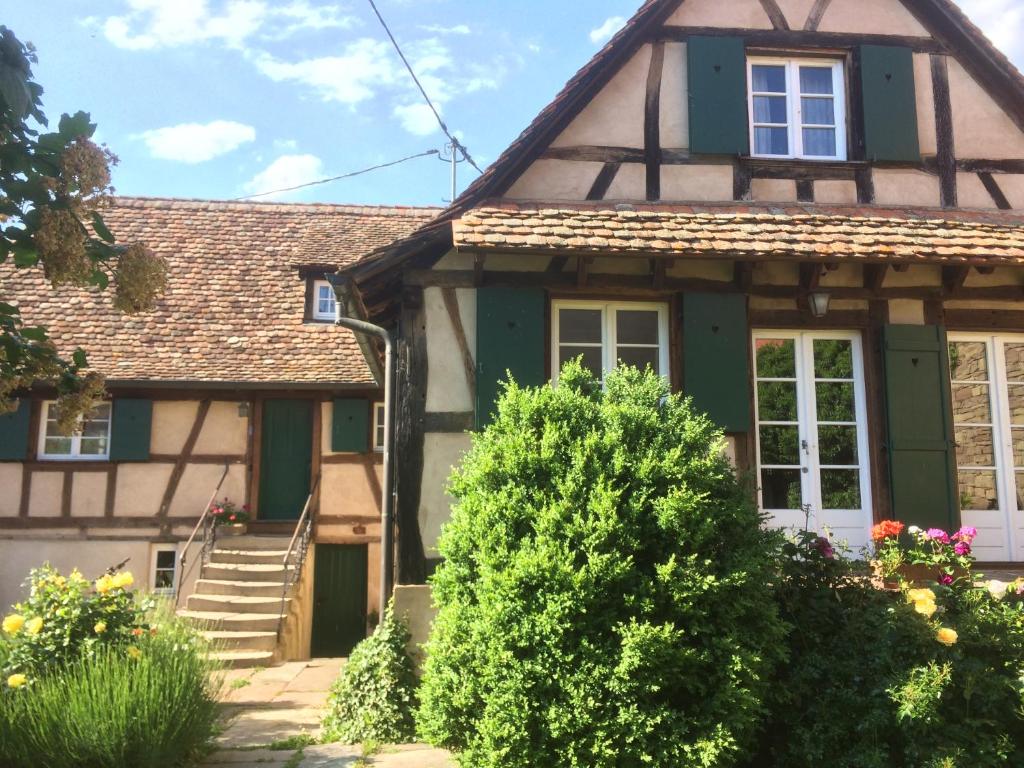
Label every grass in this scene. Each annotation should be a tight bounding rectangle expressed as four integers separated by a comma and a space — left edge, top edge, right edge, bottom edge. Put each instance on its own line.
266, 733, 317, 751
229, 677, 251, 690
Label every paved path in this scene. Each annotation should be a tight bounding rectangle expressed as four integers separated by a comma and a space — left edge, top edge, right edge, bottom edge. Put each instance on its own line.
203, 659, 453, 768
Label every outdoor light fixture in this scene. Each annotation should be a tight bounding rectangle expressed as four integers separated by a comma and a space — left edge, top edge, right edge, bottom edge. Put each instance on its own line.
808, 291, 832, 319
237, 402, 250, 418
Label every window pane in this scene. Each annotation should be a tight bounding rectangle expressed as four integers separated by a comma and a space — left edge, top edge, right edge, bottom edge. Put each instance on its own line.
752, 65, 786, 93
90, 403, 112, 420
815, 382, 855, 422
755, 126, 789, 155
154, 571, 174, 590
758, 381, 798, 422
818, 425, 858, 465
955, 426, 996, 468
1004, 343, 1024, 382
756, 339, 796, 378
559, 309, 602, 344
801, 97, 835, 126
616, 347, 659, 374
814, 340, 853, 379
559, 346, 603, 378
81, 419, 109, 438
1016, 472, 1024, 512
616, 310, 659, 345
760, 425, 800, 466
1013, 429, 1024, 467
753, 95, 788, 124
820, 470, 861, 510
79, 438, 108, 456
799, 67, 834, 95
958, 470, 999, 511
951, 383, 992, 423
156, 551, 176, 569
44, 437, 72, 455
802, 128, 837, 157
949, 342, 989, 381
761, 469, 803, 510
1007, 384, 1024, 426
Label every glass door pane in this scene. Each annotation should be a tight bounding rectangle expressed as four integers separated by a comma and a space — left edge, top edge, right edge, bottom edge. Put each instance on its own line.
755, 337, 803, 512
949, 340, 1001, 513
811, 339, 862, 512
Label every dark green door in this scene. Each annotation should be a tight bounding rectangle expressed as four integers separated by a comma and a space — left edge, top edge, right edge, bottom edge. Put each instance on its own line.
312, 544, 368, 657
258, 400, 313, 521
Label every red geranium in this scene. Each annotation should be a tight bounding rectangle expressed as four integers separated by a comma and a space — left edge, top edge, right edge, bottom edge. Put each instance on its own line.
871, 520, 905, 541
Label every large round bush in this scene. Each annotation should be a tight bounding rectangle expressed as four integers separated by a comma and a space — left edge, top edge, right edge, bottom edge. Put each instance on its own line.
418, 363, 787, 768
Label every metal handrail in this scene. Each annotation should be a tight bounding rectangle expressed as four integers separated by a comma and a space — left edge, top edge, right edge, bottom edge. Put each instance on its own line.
174, 462, 230, 607
275, 474, 321, 640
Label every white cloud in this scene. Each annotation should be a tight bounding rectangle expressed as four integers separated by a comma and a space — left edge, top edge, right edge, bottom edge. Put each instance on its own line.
394, 103, 440, 136
137, 120, 256, 163
99, 0, 356, 51
420, 24, 471, 36
589, 16, 625, 45
243, 154, 324, 200
957, 0, 1024, 67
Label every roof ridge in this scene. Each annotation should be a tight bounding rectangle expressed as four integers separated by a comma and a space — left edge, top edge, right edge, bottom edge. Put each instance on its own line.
109, 195, 443, 215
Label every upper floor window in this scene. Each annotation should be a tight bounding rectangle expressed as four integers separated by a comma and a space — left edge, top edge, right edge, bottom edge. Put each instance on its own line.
748, 57, 847, 161
312, 279, 337, 322
552, 301, 669, 383
39, 402, 112, 461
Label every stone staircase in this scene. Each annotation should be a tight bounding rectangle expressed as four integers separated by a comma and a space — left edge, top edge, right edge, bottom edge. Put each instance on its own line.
179, 534, 297, 668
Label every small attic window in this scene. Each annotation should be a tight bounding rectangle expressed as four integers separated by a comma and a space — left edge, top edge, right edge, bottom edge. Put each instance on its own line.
311, 279, 337, 322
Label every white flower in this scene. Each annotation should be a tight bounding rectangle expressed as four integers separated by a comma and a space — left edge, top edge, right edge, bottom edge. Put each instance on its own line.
987, 580, 1009, 600
908, 526, 923, 536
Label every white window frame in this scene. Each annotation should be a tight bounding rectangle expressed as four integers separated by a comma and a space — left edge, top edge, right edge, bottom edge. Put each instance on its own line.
38, 401, 112, 461
373, 402, 386, 453
312, 279, 337, 322
752, 330, 872, 544
947, 333, 1024, 562
550, 300, 670, 385
150, 545, 178, 596
747, 57, 848, 161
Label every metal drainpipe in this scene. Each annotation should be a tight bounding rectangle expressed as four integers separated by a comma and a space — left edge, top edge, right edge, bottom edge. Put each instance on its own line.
333, 312, 396, 621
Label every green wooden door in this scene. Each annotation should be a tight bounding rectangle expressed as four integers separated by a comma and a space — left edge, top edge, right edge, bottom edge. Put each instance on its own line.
258, 400, 313, 521
311, 544, 368, 657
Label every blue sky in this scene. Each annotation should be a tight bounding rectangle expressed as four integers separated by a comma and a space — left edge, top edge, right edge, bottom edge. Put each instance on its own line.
7, 1, 1023, 207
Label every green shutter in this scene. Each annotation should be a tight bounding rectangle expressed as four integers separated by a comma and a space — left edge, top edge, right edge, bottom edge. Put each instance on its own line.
882, 325, 958, 531
683, 293, 751, 432
860, 46, 920, 162
0, 400, 31, 461
109, 399, 152, 462
688, 36, 749, 156
475, 287, 546, 429
332, 399, 369, 453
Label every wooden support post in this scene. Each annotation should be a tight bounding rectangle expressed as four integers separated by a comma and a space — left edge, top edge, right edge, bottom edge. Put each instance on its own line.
931, 55, 957, 209
803, 0, 833, 31
587, 163, 621, 201
577, 256, 593, 288
734, 261, 754, 291
758, 0, 790, 30
978, 172, 1012, 210
864, 264, 889, 292
644, 42, 666, 202
473, 254, 485, 287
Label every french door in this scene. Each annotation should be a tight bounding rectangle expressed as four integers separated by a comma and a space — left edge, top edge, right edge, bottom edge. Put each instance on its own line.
753, 331, 873, 550
948, 334, 1024, 561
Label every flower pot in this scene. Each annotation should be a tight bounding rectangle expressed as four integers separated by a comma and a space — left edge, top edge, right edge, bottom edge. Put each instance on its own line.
218, 523, 247, 536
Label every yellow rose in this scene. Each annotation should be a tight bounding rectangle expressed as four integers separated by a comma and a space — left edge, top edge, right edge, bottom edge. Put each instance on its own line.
127, 646, 142, 660
111, 572, 134, 590
94, 621, 107, 634
907, 588, 936, 604
2, 614, 25, 634
913, 599, 937, 618
936, 627, 959, 646
7, 674, 26, 689
70, 569, 85, 583
95, 575, 114, 594
24, 617, 42, 636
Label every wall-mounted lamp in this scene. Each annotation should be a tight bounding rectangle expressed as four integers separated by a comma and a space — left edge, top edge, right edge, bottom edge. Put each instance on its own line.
808, 291, 832, 319
237, 402, 250, 418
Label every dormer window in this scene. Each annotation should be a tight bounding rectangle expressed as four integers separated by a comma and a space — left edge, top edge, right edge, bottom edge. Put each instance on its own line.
747, 57, 847, 161
312, 279, 337, 322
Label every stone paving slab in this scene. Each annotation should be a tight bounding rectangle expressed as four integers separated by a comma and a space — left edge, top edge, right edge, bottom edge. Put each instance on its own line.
363, 745, 455, 767
297, 744, 360, 767
201, 748, 296, 766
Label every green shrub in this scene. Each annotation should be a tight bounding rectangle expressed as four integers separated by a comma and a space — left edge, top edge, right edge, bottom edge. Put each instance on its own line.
418, 363, 787, 768
321, 607, 418, 744
0, 613, 220, 768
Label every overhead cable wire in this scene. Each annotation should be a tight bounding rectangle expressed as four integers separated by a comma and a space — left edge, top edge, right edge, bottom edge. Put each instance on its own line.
235, 150, 440, 200
365, 0, 484, 176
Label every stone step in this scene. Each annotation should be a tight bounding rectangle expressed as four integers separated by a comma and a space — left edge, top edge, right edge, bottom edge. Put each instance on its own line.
202, 630, 278, 652
209, 549, 290, 565
211, 649, 276, 669
202, 563, 296, 582
195, 579, 289, 597
179, 610, 282, 633
185, 593, 291, 614
211, 534, 292, 551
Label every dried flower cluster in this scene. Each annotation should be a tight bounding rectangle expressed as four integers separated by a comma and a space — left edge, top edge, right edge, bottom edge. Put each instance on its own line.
58, 138, 117, 207
113, 243, 167, 314
34, 207, 90, 287
50, 371, 106, 435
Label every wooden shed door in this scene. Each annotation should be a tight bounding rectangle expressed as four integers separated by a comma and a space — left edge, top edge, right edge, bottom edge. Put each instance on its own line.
258, 400, 313, 521
312, 544, 368, 657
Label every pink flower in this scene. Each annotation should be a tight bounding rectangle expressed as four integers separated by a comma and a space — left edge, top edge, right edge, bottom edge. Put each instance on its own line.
953, 526, 978, 544
926, 529, 951, 544
954, 541, 971, 557
939, 573, 954, 586
810, 537, 835, 560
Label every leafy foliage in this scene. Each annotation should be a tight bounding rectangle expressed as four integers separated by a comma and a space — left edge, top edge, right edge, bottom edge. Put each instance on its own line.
418, 362, 787, 768
0, 26, 166, 422
321, 607, 418, 745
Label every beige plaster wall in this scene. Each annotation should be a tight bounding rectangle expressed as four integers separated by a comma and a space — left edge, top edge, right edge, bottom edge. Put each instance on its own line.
888, 299, 926, 325
817, 0, 928, 35
71, 472, 107, 518
666, 0, 772, 29
996, 176, 1024, 209
957, 172, 999, 210
873, 170, 941, 207
774, 0, 819, 29
661, 164, 734, 202
605, 163, 647, 201
913, 53, 938, 158
150, 402, 198, 454
667, 259, 734, 281
0, 466, 21, 517
392, 584, 437, 672
193, 402, 248, 455
551, 45, 650, 150
27, 473, 62, 518
751, 178, 798, 203
113, 464, 174, 517
433, 249, 476, 271
425, 287, 477, 414
320, 462, 382, 519
661, 42, 688, 150
947, 60, 1024, 160
419, 433, 471, 555
167, 463, 246, 518
814, 180, 858, 204
505, 160, 604, 202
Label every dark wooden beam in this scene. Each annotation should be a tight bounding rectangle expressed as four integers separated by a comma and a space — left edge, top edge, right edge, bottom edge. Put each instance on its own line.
931, 55, 957, 209
733, 163, 753, 201
541, 145, 725, 165
855, 167, 875, 204
956, 159, 1024, 174
734, 261, 754, 291
656, 26, 946, 53
473, 254, 485, 287
942, 265, 971, 294
799, 263, 823, 293
745, 158, 860, 181
978, 172, 1013, 210
803, 0, 833, 31
577, 256, 593, 288
750, 310, 873, 328
104, 465, 117, 518
757, 0, 790, 30
946, 309, 1024, 330
864, 264, 889, 292
651, 258, 668, 290
586, 163, 621, 201
645, 41, 666, 202
61, 471, 73, 518
976, 266, 997, 275
796, 180, 814, 202
423, 411, 475, 434
546, 256, 570, 274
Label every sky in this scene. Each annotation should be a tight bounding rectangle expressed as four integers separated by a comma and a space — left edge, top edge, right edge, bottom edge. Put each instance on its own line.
6, 0, 1024, 207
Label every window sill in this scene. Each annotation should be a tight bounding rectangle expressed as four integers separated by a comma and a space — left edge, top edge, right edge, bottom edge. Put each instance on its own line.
741, 156, 864, 170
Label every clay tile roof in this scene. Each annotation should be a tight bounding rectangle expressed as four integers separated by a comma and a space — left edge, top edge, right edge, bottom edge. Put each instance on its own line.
2, 197, 439, 386
452, 202, 1024, 266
